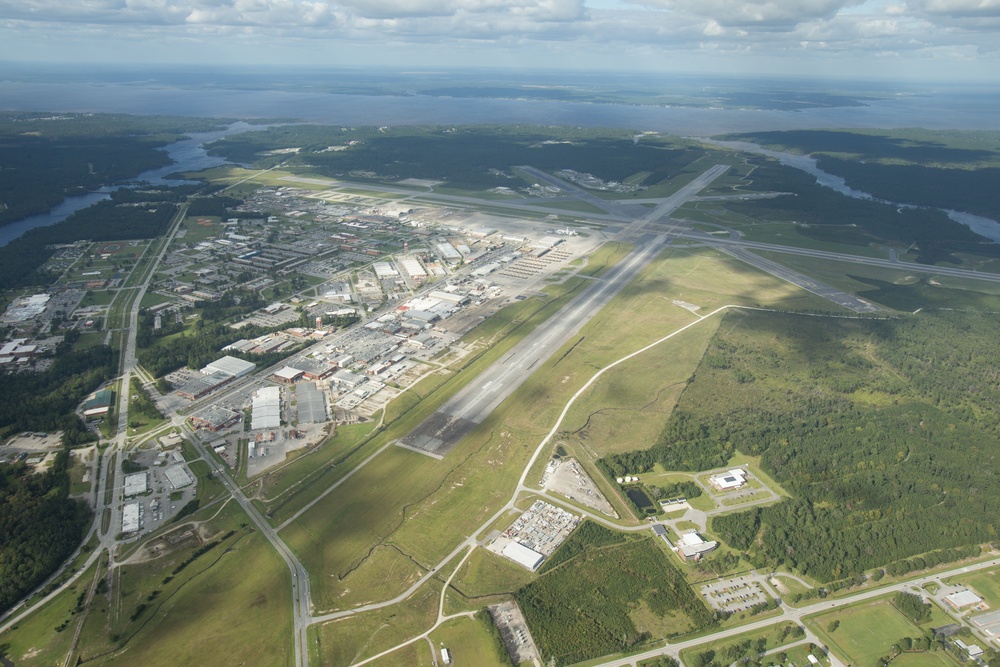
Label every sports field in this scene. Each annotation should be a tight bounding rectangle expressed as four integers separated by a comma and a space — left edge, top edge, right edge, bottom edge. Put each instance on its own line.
808, 599, 922, 667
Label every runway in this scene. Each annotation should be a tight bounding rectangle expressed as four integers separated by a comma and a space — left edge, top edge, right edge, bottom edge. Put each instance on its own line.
399, 234, 670, 457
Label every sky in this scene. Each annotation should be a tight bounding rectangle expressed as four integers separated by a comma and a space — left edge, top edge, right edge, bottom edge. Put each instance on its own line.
0, 0, 998, 82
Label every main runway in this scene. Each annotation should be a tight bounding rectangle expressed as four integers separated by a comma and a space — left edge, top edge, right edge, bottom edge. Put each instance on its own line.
399, 233, 671, 457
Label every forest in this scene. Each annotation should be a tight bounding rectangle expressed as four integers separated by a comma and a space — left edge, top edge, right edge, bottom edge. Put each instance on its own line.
207, 124, 706, 193
0, 452, 91, 614
516, 532, 715, 665
0, 186, 191, 290
723, 128, 1000, 219
718, 157, 999, 265
603, 309, 1000, 583
0, 112, 225, 227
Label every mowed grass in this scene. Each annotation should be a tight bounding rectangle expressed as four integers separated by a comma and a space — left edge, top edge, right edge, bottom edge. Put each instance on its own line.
892, 652, 957, 667
753, 250, 1000, 312
428, 615, 509, 667
311, 579, 442, 667
807, 599, 922, 667
68, 502, 292, 667
0, 559, 102, 667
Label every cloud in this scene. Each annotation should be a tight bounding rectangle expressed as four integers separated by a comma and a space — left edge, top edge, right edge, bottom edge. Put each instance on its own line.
626, 0, 856, 27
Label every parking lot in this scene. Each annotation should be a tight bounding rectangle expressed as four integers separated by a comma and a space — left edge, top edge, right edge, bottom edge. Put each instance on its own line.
700, 575, 773, 614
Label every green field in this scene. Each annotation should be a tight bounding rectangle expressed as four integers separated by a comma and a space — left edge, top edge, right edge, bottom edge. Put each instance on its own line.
428, 615, 510, 667
807, 599, 925, 667
76, 504, 292, 666
310, 579, 443, 667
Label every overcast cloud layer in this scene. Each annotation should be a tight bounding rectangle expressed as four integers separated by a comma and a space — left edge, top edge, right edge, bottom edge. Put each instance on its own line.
0, 0, 998, 80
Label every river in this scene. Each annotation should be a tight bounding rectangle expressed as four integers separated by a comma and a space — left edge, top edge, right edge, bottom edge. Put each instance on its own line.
706, 139, 1000, 243
0, 121, 261, 247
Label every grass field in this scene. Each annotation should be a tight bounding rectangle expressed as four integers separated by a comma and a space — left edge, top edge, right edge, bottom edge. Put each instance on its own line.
428, 615, 510, 667
753, 250, 1000, 312
447, 547, 535, 607
282, 243, 845, 617
73, 503, 293, 667
310, 579, 443, 667
807, 599, 924, 667
0, 559, 102, 666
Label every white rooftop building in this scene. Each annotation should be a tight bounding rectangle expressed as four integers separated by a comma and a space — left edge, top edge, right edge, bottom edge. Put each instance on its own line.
252, 386, 282, 429
709, 468, 748, 490
945, 590, 983, 609
164, 465, 194, 490
122, 502, 140, 533
502, 541, 545, 571
202, 355, 256, 378
123, 472, 148, 497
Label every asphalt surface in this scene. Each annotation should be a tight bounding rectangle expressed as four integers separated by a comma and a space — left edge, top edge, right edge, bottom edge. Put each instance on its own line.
715, 245, 878, 312
399, 233, 671, 456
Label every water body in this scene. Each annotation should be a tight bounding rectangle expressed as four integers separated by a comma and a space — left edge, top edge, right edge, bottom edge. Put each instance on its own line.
0, 121, 261, 247
3, 81, 1000, 135
706, 139, 1000, 243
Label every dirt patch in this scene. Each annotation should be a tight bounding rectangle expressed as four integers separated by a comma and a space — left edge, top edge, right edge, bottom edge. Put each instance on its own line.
541, 457, 618, 518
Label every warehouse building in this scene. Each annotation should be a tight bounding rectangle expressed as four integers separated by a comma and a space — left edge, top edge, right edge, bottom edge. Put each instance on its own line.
202, 355, 256, 379
502, 541, 545, 571
122, 502, 140, 534
123, 472, 148, 497
164, 465, 194, 490
252, 386, 282, 430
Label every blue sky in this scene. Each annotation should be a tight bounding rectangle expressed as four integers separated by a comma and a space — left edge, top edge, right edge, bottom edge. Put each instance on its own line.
1, 0, 998, 82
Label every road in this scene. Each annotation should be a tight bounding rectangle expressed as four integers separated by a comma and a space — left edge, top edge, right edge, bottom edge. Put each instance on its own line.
590, 557, 1000, 667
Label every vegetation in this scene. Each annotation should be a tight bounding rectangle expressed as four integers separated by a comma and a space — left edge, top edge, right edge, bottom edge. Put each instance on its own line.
0, 453, 90, 613
476, 609, 515, 667
537, 520, 629, 574
515, 537, 714, 665
891, 592, 931, 624
715, 157, 1000, 265
0, 343, 115, 437
0, 186, 190, 290
0, 112, 223, 228
605, 309, 1000, 583
684, 622, 805, 667
208, 125, 705, 194
725, 128, 1000, 218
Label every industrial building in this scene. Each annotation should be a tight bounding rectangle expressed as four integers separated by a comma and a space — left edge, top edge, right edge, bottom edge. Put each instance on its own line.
190, 405, 241, 432
273, 366, 304, 384
83, 389, 114, 417
202, 355, 257, 379
122, 502, 140, 534
296, 383, 328, 424
675, 531, 719, 561
502, 541, 545, 571
175, 370, 237, 400
164, 465, 194, 490
252, 386, 282, 430
123, 472, 148, 497
290, 357, 338, 380
945, 590, 983, 609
